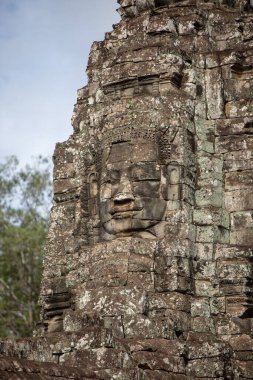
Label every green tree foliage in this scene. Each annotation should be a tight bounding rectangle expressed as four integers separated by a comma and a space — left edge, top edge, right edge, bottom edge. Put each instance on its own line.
0, 156, 52, 338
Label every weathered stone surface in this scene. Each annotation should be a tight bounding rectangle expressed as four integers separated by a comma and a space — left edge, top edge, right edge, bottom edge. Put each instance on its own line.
1, 0, 253, 378
0, 355, 98, 379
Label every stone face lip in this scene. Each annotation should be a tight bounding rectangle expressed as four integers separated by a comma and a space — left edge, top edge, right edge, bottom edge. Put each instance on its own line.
1, 0, 253, 378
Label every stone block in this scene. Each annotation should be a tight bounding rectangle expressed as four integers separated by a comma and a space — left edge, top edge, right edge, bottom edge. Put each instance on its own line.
225, 296, 248, 317
132, 351, 185, 373
197, 139, 215, 154
225, 170, 253, 191
215, 134, 253, 154
53, 178, 77, 194
123, 315, 175, 340
127, 272, 154, 291
219, 278, 247, 296
78, 288, 147, 316
223, 78, 253, 102
147, 13, 177, 35
63, 310, 99, 334
193, 209, 214, 225
104, 316, 125, 339
197, 155, 223, 181
177, 14, 204, 36
217, 226, 230, 244
216, 316, 252, 336
196, 225, 216, 243
89, 257, 128, 280
206, 50, 238, 69
230, 229, 253, 247
225, 189, 253, 212
225, 100, 253, 118
155, 307, 190, 335
195, 280, 218, 297
186, 357, 225, 378
128, 254, 154, 273
195, 180, 223, 208
210, 297, 226, 315
194, 209, 229, 230
195, 243, 213, 261
95, 369, 136, 380
214, 117, 252, 136
154, 271, 178, 292
121, 338, 185, 356
214, 244, 253, 260
138, 369, 189, 380
91, 239, 131, 262
191, 316, 215, 333
130, 238, 157, 257
54, 163, 75, 180
154, 255, 177, 275
205, 68, 224, 119
191, 298, 210, 318
216, 260, 250, 280
229, 334, 253, 353
231, 211, 253, 230
186, 339, 227, 360
86, 274, 128, 290
224, 153, 253, 172
193, 260, 216, 280
0, 355, 98, 379
149, 292, 191, 313
236, 361, 253, 379
60, 347, 130, 370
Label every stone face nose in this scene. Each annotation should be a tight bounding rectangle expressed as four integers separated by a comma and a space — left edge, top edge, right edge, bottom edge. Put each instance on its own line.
113, 176, 134, 203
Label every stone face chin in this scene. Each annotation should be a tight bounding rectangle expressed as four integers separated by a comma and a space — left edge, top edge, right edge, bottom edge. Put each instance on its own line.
2, 0, 253, 379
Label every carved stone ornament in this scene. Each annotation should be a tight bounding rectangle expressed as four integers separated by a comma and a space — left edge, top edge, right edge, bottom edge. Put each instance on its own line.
87, 126, 180, 241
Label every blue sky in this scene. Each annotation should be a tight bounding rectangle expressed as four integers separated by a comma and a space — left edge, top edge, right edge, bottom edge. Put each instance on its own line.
0, 0, 120, 166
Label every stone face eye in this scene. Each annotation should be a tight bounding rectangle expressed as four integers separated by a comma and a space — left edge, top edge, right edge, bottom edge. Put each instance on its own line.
133, 181, 160, 198
111, 169, 121, 179
130, 163, 160, 181
131, 167, 146, 181
102, 169, 121, 184
110, 170, 121, 184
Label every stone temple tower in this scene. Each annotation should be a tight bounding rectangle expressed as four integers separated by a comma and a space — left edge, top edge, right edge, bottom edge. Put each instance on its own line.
1, 0, 253, 378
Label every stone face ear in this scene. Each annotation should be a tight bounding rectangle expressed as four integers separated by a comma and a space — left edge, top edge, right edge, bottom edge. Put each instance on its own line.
167, 163, 181, 185
162, 163, 181, 201
89, 173, 98, 198
88, 173, 98, 218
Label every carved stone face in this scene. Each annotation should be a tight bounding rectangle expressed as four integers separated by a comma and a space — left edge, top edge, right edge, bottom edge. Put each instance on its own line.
98, 140, 167, 239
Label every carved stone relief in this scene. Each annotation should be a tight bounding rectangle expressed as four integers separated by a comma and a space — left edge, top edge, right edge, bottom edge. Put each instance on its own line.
103, 72, 182, 99
86, 126, 181, 241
